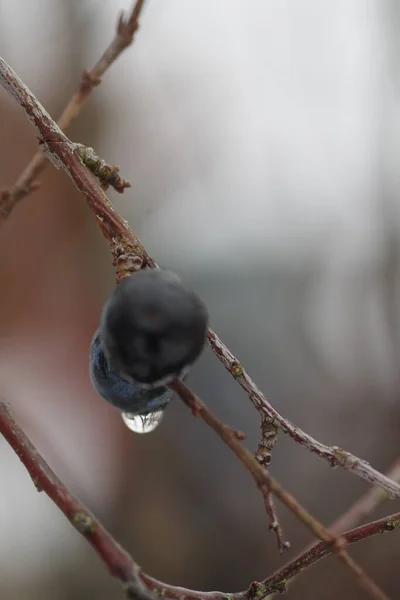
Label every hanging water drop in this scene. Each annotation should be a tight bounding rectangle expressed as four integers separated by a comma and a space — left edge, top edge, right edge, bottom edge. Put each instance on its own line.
121, 409, 164, 434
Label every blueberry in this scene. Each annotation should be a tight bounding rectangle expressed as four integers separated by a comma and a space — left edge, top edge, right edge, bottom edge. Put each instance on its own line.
90, 329, 172, 415
100, 269, 209, 386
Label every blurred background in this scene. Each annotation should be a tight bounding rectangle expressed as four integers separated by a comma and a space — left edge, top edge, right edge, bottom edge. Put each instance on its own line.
0, 0, 400, 598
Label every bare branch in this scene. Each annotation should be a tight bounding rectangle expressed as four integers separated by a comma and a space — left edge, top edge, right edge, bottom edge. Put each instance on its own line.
206, 332, 400, 497
0, 55, 395, 600
254, 415, 288, 551
169, 380, 390, 600
1, 400, 398, 600
0, 56, 146, 281
262, 513, 400, 596
255, 414, 278, 468
289, 456, 400, 574
0, 0, 146, 220
0, 54, 399, 503
262, 492, 290, 554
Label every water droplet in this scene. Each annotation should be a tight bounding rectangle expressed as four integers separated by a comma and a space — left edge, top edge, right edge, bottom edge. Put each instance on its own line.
121, 410, 164, 434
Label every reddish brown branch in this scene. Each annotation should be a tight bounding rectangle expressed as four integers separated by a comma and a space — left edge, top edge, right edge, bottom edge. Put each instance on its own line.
169, 380, 390, 600
263, 514, 400, 596
0, 402, 155, 600
329, 457, 400, 535
0, 0, 146, 220
287, 455, 400, 582
0, 54, 399, 500
0, 399, 396, 600
255, 414, 278, 468
169, 380, 340, 544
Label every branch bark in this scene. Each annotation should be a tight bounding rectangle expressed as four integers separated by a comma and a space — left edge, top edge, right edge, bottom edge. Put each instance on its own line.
1, 401, 398, 600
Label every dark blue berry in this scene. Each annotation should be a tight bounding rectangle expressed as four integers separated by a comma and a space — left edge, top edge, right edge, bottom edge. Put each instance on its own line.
90, 329, 172, 415
100, 269, 208, 386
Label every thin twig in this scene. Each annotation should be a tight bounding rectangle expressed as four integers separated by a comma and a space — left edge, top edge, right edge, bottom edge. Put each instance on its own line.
1, 55, 399, 501
255, 415, 288, 552
261, 513, 400, 596
286, 455, 400, 579
329, 456, 400, 535
0, 402, 155, 600
255, 414, 278, 468
262, 492, 290, 554
0, 56, 145, 281
169, 380, 390, 600
76, 144, 131, 193
1, 401, 398, 600
0, 0, 146, 220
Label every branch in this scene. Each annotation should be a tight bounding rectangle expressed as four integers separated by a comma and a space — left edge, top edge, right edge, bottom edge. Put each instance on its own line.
0, 9, 400, 600
255, 414, 278, 468
0, 55, 399, 502
206, 331, 400, 497
280, 454, 400, 584
262, 512, 400, 596
266, 460, 400, 596
169, 380, 391, 600
254, 416, 288, 553
0, 0, 146, 220
329, 456, 400, 535
0, 55, 395, 600
1, 400, 397, 600
0, 402, 200, 600
262, 492, 289, 554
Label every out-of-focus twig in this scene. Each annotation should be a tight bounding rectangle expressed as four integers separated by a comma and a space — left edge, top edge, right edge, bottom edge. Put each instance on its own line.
1, 54, 400, 502
262, 513, 400, 597
329, 456, 400, 535
1, 400, 399, 600
0, 0, 146, 221
169, 380, 391, 600
255, 414, 278, 468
